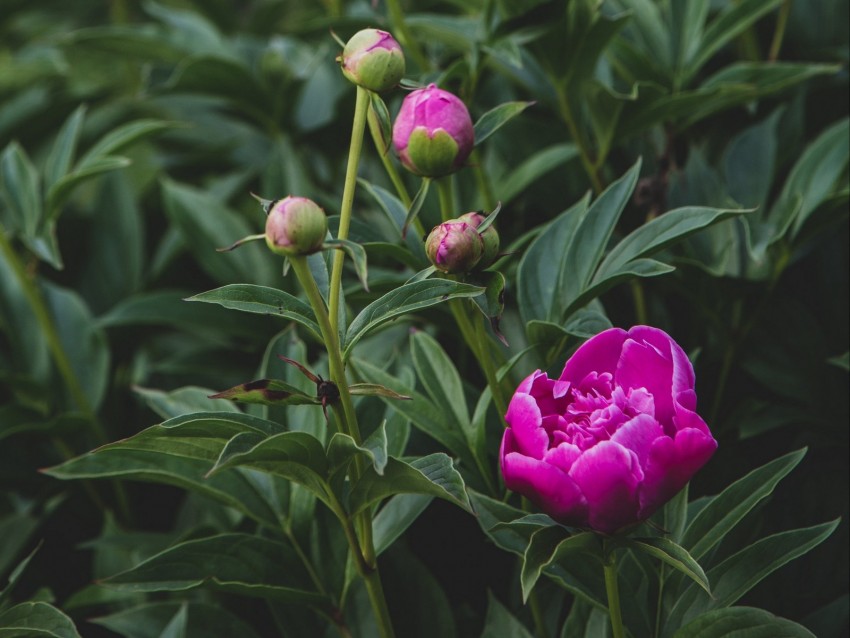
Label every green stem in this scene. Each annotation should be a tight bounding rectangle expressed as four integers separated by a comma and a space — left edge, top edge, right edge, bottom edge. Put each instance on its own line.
471, 150, 495, 211
0, 230, 103, 435
768, 0, 791, 62
436, 177, 455, 222
556, 88, 603, 194
384, 0, 429, 72
603, 544, 626, 638
363, 568, 395, 638
630, 279, 648, 325
367, 106, 411, 208
653, 563, 666, 638
329, 85, 370, 342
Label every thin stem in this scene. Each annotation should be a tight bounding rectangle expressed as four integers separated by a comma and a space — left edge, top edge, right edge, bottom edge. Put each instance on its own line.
630, 279, 648, 325
556, 88, 603, 194
603, 545, 626, 638
384, 0, 429, 72
0, 229, 100, 430
329, 85, 370, 342
768, 0, 791, 62
653, 563, 666, 638
471, 150, 496, 211
527, 584, 549, 638
436, 177, 455, 222
363, 568, 395, 638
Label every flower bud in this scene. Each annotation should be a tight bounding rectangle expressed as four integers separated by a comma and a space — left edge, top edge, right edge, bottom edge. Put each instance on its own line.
392, 84, 474, 177
458, 211, 500, 268
425, 220, 484, 274
339, 29, 405, 93
265, 196, 327, 257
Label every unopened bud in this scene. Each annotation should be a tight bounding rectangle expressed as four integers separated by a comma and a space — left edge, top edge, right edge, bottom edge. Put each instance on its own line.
339, 29, 405, 93
425, 220, 484, 274
265, 196, 327, 257
458, 211, 500, 268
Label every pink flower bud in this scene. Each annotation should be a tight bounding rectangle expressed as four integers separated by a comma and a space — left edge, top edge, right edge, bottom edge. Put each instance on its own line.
340, 29, 405, 93
265, 196, 327, 257
457, 211, 500, 268
425, 220, 484, 274
392, 84, 474, 177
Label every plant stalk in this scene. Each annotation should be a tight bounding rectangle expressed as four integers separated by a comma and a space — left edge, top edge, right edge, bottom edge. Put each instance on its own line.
603, 544, 626, 638
556, 88, 603, 194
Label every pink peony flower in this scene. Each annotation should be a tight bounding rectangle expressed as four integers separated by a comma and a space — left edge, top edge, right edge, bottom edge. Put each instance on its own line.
500, 326, 717, 534
392, 84, 474, 177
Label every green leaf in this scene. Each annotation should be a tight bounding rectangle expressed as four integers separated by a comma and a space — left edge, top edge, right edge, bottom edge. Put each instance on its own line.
0, 142, 41, 237
348, 383, 411, 401
682, 449, 806, 561
327, 422, 388, 479
373, 494, 434, 556
685, 0, 784, 82
343, 279, 484, 358
402, 177, 431, 237
481, 591, 535, 638
43, 105, 86, 193
45, 156, 131, 218
102, 533, 327, 604
673, 606, 816, 638
348, 453, 471, 515
470, 271, 508, 345
595, 207, 746, 279
92, 602, 264, 638
827, 351, 850, 372
0, 602, 81, 638
410, 331, 470, 437
208, 378, 319, 406
76, 119, 175, 171
161, 179, 276, 287
521, 527, 600, 602
159, 604, 187, 638
132, 385, 243, 420
473, 101, 535, 146
207, 431, 331, 506
352, 359, 471, 463
324, 238, 369, 291
621, 537, 710, 594
667, 521, 839, 633
186, 284, 321, 341
496, 143, 578, 204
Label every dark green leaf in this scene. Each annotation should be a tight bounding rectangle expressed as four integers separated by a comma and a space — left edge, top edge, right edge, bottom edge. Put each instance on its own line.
344, 279, 484, 358
348, 453, 471, 515
402, 177, 431, 237
410, 331, 470, 436
102, 534, 327, 604
186, 284, 321, 341
496, 143, 578, 204
45, 156, 131, 218
43, 105, 86, 192
473, 101, 535, 146
682, 449, 805, 560
373, 494, 434, 556
92, 602, 264, 638
621, 537, 710, 594
324, 238, 369, 291
348, 383, 411, 401
327, 421, 388, 479
481, 591, 535, 638
470, 271, 508, 345
0, 602, 81, 638
76, 120, 175, 171
132, 386, 242, 420
0, 142, 41, 238
521, 527, 600, 602
673, 606, 816, 638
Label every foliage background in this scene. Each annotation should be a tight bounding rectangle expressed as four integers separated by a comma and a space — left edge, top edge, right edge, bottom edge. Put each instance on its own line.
0, 0, 847, 636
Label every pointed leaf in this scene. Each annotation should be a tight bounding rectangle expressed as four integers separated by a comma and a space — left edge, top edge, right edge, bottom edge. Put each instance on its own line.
481, 591, 535, 638
497, 143, 579, 204
348, 383, 411, 401
348, 453, 471, 515
186, 284, 321, 342
102, 533, 327, 604
621, 537, 710, 594
44, 105, 86, 192
133, 385, 243, 419
410, 331, 470, 436
92, 602, 263, 638
470, 271, 508, 345
324, 238, 369, 291
327, 421, 388, 478
76, 119, 175, 171
209, 379, 319, 406
0, 602, 81, 638
402, 177, 431, 237
473, 101, 535, 145
682, 449, 806, 560
373, 494, 434, 556
521, 527, 600, 602
672, 607, 816, 638
46, 156, 132, 218
343, 279, 484, 358
0, 142, 41, 237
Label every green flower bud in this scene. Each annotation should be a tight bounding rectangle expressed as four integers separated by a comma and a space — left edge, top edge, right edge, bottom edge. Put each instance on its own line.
425, 220, 484, 274
458, 211, 500, 268
265, 196, 327, 257
340, 29, 405, 93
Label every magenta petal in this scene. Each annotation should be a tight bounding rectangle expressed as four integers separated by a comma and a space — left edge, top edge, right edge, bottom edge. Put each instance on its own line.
543, 442, 582, 473
638, 427, 718, 519
568, 441, 642, 534
616, 336, 675, 425
560, 328, 628, 383
504, 393, 549, 459
610, 413, 664, 470
501, 450, 587, 525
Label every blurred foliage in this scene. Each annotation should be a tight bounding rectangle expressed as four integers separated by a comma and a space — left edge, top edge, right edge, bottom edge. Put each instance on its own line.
0, 0, 847, 636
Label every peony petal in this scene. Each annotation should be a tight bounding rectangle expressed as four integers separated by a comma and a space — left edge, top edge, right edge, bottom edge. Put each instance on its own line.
616, 336, 675, 426
629, 325, 695, 401
504, 393, 548, 459
560, 328, 628, 384
638, 427, 718, 519
568, 441, 642, 534
543, 441, 583, 473
501, 446, 588, 525
610, 413, 664, 470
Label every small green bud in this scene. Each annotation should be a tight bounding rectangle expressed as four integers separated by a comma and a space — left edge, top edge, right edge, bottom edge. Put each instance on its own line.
265, 196, 327, 257
425, 220, 484, 274
458, 211, 500, 268
339, 29, 405, 93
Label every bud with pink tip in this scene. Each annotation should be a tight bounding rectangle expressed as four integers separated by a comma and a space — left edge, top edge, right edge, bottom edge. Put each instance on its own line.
339, 29, 405, 93
425, 220, 484, 274
265, 196, 327, 257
